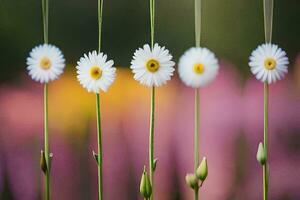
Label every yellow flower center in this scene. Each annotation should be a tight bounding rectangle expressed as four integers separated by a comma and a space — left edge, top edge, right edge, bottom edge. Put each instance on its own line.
90, 66, 102, 80
264, 58, 276, 70
40, 57, 51, 70
193, 63, 205, 74
146, 59, 160, 73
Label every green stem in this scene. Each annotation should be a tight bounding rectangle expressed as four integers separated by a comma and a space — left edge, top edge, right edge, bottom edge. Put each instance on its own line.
98, 0, 103, 52
42, 0, 49, 43
263, 83, 269, 200
263, 0, 273, 43
194, 89, 200, 200
96, 1, 104, 199
149, 86, 155, 200
44, 84, 50, 200
96, 94, 103, 200
262, 0, 273, 199
42, 0, 50, 198
194, 190, 199, 200
195, 0, 201, 47
194, 0, 201, 199
150, 0, 155, 48
148, 0, 155, 199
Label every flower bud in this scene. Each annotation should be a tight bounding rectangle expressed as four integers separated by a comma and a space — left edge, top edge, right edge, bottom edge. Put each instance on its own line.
196, 157, 208, 182
257, 142, 267, 165
140, 167, 152, 198
185, 173, 198, 189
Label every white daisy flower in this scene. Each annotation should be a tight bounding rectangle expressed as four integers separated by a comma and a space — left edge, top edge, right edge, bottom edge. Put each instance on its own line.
249, 43, 289, 84
76, 51, 116, 93
178, 47, 219, 88
26, 44, 65, 83
130, 43, 175, 87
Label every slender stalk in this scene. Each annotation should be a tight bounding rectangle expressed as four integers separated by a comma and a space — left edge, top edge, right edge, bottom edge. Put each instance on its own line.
44, 84, 50, 200
42, 0, 50, 199
96, 1, 104, 200
42, 0, 49, 44
96, 94, 103, 200
263, 0, 273, 43
194, 0, 201, 199
149, 0, 156, 199
150, 0, 155, 49
263, 83, 269, 200
194, 89, 200, 200
195, 0, 201, 47
262, 0, 273, 199
194, 187, 199, 200
149, 86, 155, 200
98, 0, 103, 53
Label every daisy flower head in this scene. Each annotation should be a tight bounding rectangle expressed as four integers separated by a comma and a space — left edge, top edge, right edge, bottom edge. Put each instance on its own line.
249, 43, 289, 84
178, 47, 219, 88
26, 44, 65, 83
76, 51, 116, 93
130, 43, 175, 87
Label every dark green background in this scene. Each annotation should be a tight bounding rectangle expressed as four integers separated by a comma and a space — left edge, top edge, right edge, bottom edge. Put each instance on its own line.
0, 0, 299, 82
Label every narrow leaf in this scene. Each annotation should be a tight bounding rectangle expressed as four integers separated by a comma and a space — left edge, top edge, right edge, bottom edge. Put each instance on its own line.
40, 150, 47, 174
93, 151, 100, 165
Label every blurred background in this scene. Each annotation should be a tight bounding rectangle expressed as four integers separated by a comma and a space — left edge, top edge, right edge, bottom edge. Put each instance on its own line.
0, 0, 300, 199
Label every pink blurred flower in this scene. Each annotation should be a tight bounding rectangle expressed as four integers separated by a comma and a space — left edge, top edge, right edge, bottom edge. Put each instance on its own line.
173, 62, 244, 200
243, 76, 300, 199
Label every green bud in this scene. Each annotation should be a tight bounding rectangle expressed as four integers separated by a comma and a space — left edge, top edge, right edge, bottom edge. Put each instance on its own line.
140, 167, 152, 198
196, 157, 208, 182
185, 173, 198, 189
256, 142, 267, 165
